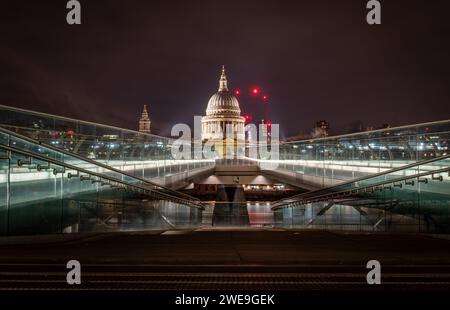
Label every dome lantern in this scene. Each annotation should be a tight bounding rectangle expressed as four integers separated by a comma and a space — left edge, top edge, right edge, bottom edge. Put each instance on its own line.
219, 65, 228, 91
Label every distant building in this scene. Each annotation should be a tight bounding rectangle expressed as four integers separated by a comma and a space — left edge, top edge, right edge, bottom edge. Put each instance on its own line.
313, 120, 329, 138
284, 132, 311, 142
138, 105, 151, 133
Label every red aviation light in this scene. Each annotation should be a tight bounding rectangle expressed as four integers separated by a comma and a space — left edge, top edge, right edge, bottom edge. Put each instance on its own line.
234, 89, 241, 96
262, 95, 268, 101
251, 88, 260, 95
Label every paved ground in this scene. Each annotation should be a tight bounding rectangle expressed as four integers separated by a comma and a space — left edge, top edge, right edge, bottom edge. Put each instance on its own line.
1, 228, 450, 290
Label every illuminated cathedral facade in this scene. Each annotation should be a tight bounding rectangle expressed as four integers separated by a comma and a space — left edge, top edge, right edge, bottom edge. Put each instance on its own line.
201, 66, 245, 157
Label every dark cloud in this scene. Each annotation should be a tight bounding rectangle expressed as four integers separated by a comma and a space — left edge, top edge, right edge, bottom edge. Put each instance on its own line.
1, 0, 450, 137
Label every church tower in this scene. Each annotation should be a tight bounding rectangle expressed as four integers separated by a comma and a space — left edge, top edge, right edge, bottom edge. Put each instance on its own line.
139, 105, 151, 133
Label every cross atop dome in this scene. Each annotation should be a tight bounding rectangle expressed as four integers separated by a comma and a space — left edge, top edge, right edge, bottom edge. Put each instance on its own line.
218, 65, 228, 92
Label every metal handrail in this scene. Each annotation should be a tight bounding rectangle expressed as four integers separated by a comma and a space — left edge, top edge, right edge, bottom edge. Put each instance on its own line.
272, 166, 450, 210
0, 126, 209, 202
282, 119, 450, 145
269, 153, 450, 207
0, 144, 205, 210
0, 104, 174, 141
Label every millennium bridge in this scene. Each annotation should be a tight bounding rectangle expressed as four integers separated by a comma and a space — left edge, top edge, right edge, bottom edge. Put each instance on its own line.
0, 104, 449, 235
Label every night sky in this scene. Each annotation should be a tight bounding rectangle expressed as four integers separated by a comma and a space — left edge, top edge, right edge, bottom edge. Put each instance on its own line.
1, 0, 450, 138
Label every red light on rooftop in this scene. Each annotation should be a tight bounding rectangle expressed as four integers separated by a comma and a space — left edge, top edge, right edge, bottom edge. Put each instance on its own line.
234, 89, 241, 96
251, 88, 260, 95
262, 95, 268, 101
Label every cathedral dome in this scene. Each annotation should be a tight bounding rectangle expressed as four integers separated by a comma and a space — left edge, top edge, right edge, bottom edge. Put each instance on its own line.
206, 91, 241, 116
205, 66, 241, 117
